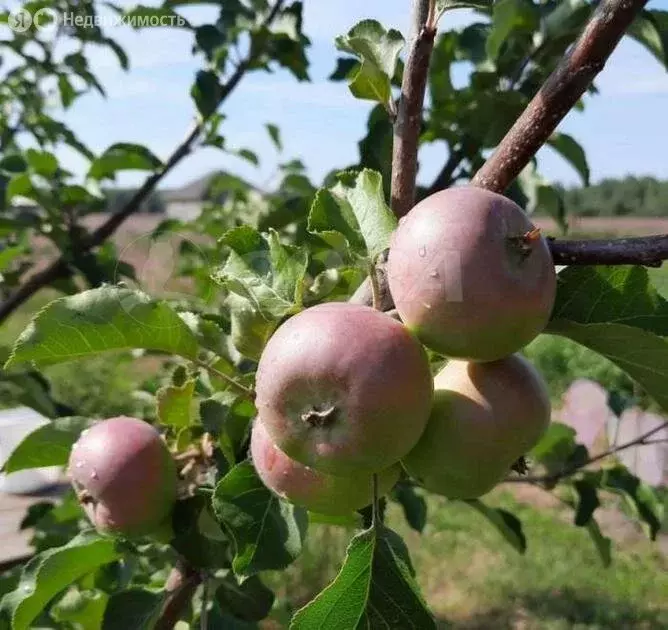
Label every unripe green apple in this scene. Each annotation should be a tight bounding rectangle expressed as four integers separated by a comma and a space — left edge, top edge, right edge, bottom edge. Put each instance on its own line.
67, 416, 177, 538
255, 302, 433, 476
387, 186, 556, 361
251, 419, 400, 515
403, 355, 551, 499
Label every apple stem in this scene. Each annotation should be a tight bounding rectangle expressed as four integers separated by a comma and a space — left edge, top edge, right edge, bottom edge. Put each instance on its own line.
300, 405, 338, 427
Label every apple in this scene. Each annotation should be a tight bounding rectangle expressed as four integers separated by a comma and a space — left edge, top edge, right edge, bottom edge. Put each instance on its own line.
403, 354, 551, 498
255, 302, 433, 475
250, 419, 400, 515
387, 186, 556, 361
68, 416, 177, 538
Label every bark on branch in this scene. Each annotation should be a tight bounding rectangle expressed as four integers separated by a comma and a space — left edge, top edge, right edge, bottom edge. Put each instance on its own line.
472, 0, 650, 193
390, 0, 436, 218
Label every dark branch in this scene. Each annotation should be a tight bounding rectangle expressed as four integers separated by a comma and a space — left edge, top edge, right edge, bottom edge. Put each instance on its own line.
390, 0, 436, 218
506, 420, 668, 485
550, 235, 668, 267
0, 0, 286, 324
155, 560, 202, 630
472, 0, 649, 193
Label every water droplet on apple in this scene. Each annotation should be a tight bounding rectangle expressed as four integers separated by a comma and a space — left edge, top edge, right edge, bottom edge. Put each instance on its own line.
75, 461, 84, 469
423, 303, 432, 309
418, 246, 427, 258
90, 469, 99, 480
429, 270, 439, 278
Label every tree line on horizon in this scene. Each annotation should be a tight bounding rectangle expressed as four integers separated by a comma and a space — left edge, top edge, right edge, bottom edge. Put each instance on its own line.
102, 174, 668, 218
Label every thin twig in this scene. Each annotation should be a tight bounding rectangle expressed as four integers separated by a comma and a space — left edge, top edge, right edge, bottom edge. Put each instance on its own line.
549, 235, 668, 267
155, 561, 202, 630
368, 262, 382, 310
390, 0, 436, 218
192, 357, 255, 401
200, 576, 210, 630
0, 0, 286, 325
506, 420, 668, 485
472, 0, 649, 193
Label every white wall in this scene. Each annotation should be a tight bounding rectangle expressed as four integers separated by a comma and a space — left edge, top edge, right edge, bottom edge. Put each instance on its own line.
165, 200, 203, 221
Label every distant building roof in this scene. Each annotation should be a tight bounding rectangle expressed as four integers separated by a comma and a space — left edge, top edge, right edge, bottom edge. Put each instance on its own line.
161, 171, 257, 203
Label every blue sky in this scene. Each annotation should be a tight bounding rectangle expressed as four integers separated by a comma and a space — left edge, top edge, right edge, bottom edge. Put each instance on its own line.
15, 0, 668, 192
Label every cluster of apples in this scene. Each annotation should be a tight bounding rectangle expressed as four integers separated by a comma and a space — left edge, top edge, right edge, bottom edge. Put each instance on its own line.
252, 186, 555, 514
65, 186, 556, 537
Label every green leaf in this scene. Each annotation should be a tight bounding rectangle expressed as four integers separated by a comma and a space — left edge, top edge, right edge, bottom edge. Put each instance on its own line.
329, 57, 359, 81
547, 321, 668, 414
265, 123, 282, 151
335, 20, 404, 108
52, 588, 108, 629
549, 266, 668, 335
464, 500, 527, 554
171, 496, 230, 570
547, 133, 590, 186
24, 149, 59, 177
88, 143, 162, 181
212, 461, 308, 579
5, 286, 199, 369
0, 239, 27, 273
290, 525, 435, 629
346, 170, 397, 260
596, 467, 664, 540
195, 24, 226, 59
309, 170, 395, 261
215, 574, 275, 622
6, 173, 34, 202
199, 398, 244, 467
530, 422, 579, 474
308, 189, 365, 253
628, 10, 668, 71
585, 518, 612, 568
336, 20, 404, 79
156, 377, 196, 429
0, 531, 121, 630
436, 0, 493, 20
212, 227, 308, 359
192, 70, 222, 118
102, 589, 165, 629
0, 154, 27, 173
391, 483, 428, 533
486, 0, 538, 60
1, 416, 89, 474
348, 60, 392, 106
572, 479, 600, 526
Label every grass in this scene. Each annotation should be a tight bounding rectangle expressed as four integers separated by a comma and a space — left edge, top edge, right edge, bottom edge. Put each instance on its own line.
267, 487, 668, 629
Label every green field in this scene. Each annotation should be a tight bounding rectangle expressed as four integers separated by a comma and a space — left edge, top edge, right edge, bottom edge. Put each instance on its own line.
269, 489, 668, 629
